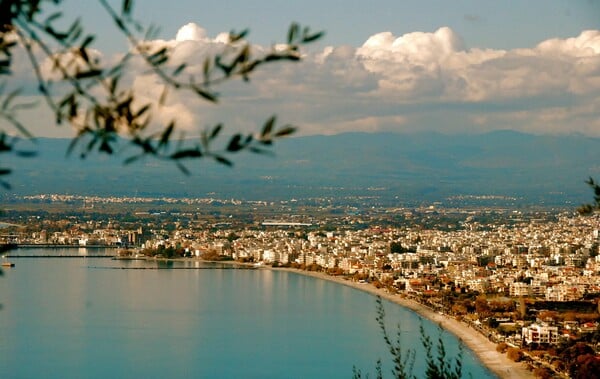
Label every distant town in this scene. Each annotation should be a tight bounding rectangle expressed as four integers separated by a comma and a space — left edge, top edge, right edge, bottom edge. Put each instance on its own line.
2, 193, 600, 378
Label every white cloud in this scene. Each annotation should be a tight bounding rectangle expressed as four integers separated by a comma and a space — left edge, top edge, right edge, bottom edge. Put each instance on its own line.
536, 30, 600, 57
151, 25, 600, 136
5, 23, 600, 138
175, 23, 209, 42
353, 27, 600, 106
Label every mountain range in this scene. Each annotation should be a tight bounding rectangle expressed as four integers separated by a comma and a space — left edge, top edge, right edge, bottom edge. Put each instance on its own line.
3, 130, 599, 206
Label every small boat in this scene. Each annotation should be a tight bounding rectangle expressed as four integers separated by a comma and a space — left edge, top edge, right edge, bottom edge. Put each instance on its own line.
1, 262, 15, 267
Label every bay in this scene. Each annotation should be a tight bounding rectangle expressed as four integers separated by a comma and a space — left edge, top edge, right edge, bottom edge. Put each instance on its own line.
0, 248, 494, 378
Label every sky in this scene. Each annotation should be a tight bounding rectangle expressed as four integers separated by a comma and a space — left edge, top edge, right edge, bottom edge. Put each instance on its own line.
4, 0, 600, 138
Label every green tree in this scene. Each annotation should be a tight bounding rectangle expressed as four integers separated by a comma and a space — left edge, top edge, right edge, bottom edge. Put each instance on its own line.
390, 241, 405, 254
474, 295, 490, 318
506, 347, 523, 362
353, 296, 463, 379
573, 354, 600, 379
0, 0, 323, 188
559, 342, 596, 377
578, 177, 600, 215
532, 367, 553, 379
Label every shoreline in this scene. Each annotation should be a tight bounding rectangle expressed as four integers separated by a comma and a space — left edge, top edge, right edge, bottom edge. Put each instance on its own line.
276, 267, 533, 379
40, 254, 534, 378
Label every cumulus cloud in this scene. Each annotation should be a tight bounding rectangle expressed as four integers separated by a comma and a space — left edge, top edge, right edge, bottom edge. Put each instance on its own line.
248, 25, 599, 136
327, 27, 599, 135
175, 23, 209, 42
7, 23, 600, 138
354, 27, 600, 105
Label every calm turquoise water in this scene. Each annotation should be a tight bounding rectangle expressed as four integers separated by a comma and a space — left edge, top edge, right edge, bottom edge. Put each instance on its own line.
0, 249, 495, 378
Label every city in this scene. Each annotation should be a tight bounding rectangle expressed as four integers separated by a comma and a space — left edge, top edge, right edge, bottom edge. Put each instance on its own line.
2, 193, 600, 378
2, 1, 600, 378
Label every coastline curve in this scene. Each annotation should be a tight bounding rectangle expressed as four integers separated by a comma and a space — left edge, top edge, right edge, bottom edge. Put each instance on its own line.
277, 268, 534, 379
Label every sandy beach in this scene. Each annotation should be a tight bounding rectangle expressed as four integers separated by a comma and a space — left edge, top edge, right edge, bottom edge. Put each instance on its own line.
278, 268, 534, 379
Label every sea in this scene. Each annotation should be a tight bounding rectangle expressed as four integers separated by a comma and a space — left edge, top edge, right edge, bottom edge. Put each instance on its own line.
0, 248, 495, 378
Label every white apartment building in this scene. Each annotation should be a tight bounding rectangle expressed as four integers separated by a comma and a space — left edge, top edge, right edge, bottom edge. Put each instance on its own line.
510, 282, 531, 297
522, 323, 559, 345
545, 284, 585, 301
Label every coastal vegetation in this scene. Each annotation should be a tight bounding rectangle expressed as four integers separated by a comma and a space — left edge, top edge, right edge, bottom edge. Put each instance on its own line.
353, 296, 463, 379
140, 244, 186, 259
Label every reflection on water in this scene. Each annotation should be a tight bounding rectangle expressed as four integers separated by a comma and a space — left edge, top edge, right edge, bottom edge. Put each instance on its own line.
0, 256, 494, 379
8, 247, 115, 257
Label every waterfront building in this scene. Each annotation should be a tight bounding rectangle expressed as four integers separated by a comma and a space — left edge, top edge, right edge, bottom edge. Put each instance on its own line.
521, 323, 559, 345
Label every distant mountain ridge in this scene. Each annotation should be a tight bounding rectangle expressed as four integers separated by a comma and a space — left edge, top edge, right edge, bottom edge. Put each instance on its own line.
3, 131, 599, 204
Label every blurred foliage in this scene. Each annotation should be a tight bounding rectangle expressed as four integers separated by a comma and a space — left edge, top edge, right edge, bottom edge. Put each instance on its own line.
352, 296, 463, 379
0, 0, 323, 186
578, 177, 600, 215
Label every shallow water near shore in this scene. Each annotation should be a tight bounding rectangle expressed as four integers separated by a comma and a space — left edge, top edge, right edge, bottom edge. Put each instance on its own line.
0, 249, 495, 378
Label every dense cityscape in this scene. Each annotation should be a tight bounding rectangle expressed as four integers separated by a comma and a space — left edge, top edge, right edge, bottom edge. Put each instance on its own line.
2, 193, 600, 378
1, 1, 599, 378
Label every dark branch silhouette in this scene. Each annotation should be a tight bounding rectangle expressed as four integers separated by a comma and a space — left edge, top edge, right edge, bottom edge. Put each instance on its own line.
0, 0, 323, 187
